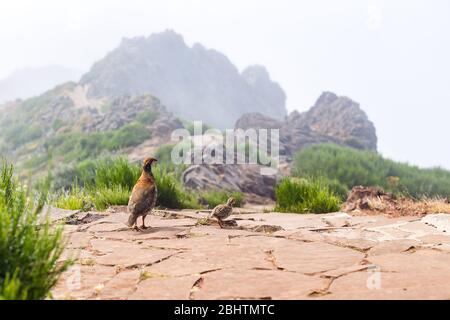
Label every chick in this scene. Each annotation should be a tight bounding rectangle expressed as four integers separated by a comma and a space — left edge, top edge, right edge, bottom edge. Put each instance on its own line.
210, 197, 236, 228
127, 157, 158, 231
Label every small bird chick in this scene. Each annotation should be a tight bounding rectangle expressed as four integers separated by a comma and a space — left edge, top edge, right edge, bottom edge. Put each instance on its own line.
127, 157, 158, 231
210, 197, 236, 228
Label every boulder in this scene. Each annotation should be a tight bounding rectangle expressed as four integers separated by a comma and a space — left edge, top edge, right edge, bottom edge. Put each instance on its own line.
182, 164, 277, 199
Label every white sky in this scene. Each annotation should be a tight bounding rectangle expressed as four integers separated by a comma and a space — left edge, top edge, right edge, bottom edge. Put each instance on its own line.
0, 0, 449, 169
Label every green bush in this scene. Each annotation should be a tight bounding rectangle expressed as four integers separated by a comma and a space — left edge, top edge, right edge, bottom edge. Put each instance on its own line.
53, 157, 201, 211
274, 177, 341, 214
54, 183, 92, 211
91, 157, 141, 190
0, 123, 45, 151
43, 123, 150, 166
200, 190, 244, 208
90, 185, 130, 211
321, 178, 350, 201
53, 157, 138, 211
136, 110, 159, 125
155, 144, 175, 165
235, 141, 277, 167
104, 123, 150, 151
293, 144, 450, 199
153, 166, 201, 209
0, 160, 71, 300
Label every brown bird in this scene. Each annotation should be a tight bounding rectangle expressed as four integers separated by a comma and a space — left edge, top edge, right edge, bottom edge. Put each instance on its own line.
127, 157, 158, 231
210, 197, 236, 228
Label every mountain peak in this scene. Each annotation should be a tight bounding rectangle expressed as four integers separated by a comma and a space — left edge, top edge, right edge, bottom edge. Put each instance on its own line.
80, 31, 287, 128
315, 91, 339, 106
241, 65, 271, 85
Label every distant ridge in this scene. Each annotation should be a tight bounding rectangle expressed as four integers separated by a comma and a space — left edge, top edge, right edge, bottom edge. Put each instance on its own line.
0, 65, 82, 104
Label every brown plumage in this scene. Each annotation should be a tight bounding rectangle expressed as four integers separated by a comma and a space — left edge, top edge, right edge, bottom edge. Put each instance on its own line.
210, 197, 236, 228
127, 157, 158, 230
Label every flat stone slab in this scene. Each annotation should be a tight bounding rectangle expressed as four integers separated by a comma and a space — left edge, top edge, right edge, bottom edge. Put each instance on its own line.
51, 210, 450, 300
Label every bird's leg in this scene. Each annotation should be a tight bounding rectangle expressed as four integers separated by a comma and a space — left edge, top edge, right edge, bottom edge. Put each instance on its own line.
218, 219, 225, 229
132, 225, 141, 232
141, 215, 149, 229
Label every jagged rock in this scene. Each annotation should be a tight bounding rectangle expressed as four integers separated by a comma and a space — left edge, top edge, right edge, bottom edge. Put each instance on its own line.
234, 112, 283, 130
82, 94, 182, 137
300, 92, 377, 151
80, 30, 287, 128
182, 164, 277, 199
234, 91, 378, 161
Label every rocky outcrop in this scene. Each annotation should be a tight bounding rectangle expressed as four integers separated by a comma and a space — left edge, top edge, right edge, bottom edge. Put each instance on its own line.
235, 91, 378, 160
234, 112, 283, 130
0, 82, 183, 169
80, 30, 287, 128
299, 92, 377, 151
181, 91, 376, 199
82, 94, 183, 137
182, 164, 277, 200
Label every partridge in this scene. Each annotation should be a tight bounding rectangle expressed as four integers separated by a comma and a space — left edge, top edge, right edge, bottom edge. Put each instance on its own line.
127, 157, 158, 230
210, 197, 236, 228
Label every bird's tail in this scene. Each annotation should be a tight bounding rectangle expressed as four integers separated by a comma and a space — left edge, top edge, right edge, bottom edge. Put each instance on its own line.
127, 214, 138, 227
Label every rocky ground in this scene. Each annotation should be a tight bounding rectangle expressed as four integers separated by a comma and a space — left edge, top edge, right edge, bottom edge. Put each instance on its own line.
50, 206, 450, 300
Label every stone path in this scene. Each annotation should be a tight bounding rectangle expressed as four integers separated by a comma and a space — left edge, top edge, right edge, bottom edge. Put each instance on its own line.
50, 207, 450, 300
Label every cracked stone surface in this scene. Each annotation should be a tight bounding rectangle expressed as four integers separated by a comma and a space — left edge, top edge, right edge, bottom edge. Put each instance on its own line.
51, 209, 450, 300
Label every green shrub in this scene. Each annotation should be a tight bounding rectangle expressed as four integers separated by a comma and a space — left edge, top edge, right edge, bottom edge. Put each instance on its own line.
53, 158, 138, 211
43, 123, 150, 165
294, 144, 450, 199
54, 183, 92, 211
153, 166, 200, 209
104, 122, 150, 151
53, 157, 141, 191
155, 144, 175, 165
0, 160, 71, 300
274, 177, 341, 214
321, 178, 349, 201
92, 157, 141, 190
54, 157, 201, 211
236, 141, 277, 167
136, 110, 159, 125
201, 190, 244, 208
52, 119, 64, 131
1, 124, 44, 149
91, 185, 130, 211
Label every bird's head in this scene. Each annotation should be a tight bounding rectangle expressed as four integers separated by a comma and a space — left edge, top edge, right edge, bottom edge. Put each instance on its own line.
143, 157, 158, 173
226, 197, 236, 207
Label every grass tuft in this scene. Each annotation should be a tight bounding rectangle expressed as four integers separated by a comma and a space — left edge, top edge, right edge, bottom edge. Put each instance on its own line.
274, 177, 341, 214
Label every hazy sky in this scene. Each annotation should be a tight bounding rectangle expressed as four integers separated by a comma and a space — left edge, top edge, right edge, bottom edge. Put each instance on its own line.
1, 0, 449, 169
